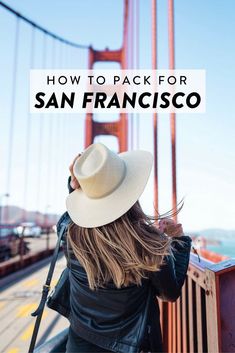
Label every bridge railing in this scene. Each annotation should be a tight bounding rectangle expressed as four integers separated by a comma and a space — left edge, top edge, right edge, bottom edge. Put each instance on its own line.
158, 253, 235, 353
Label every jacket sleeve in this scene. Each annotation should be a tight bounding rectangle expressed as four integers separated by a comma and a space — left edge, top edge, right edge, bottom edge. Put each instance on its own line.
67, 175, 75, 194
149, 235, 192, 302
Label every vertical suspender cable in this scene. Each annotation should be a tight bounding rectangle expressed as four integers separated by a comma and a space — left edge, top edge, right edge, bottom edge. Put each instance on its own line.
152, 0, 159, 214
64, 46, 70, 165
168, 4, 177, 353
45, 38, 56, 225
55, 45, 65, 221
5, 16, 20, 223
22, 25, 35, 221
36, 34, 47, 223
130, 0, 134, 150
135, 0, 140, 149
126, 0, 131, 149
121, 0, 129, 152
123, 0, 129, 70
0, 1, 89, 226
168, 0, 177, 222
51, 41, 59, 222
53, 41, 64, 224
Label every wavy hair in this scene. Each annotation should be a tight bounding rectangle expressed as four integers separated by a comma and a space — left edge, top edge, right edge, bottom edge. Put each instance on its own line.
67, 201, 186, 290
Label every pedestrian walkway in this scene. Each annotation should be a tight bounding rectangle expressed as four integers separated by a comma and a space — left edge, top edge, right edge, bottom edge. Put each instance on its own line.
0, 257, 68, 353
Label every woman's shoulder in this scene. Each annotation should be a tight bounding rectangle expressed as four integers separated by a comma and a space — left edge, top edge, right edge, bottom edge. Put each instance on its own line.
170, 234, 192, 251
57, 212, 72, 232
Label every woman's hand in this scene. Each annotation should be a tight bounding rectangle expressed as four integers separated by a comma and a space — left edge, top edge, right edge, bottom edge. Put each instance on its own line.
158, 218, 184, 237
69, 154, 82, 189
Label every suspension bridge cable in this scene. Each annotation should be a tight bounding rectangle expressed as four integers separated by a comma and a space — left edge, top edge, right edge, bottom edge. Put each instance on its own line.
0, 1, 89, 49
123, 0, 129, 66
130, 0, 134, 151
135, 0, 139, 70
53, 41, 64, 222
35, 34, 47, 219
168, 0, 177, 222
135, 0, 140, 149
22, 25, 35, 221
51, 43, 59, 219
5, 16, 20, 221
44, 38, 56, 223
152, 0, 159, 214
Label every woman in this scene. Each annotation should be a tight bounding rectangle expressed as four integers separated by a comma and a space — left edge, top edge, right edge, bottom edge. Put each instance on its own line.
59, 142, 192, 353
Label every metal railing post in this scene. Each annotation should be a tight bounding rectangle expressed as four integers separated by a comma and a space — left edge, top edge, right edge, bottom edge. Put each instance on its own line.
159, 254, 235, 353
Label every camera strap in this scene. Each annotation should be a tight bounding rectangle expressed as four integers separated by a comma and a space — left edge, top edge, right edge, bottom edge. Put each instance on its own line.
28, 224, 66, 353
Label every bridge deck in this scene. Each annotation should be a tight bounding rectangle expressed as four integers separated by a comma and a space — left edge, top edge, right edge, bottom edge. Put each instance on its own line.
0, 257, 68, 353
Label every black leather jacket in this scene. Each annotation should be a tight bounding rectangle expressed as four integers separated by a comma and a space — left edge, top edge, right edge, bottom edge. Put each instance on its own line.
57, 179, 192, 353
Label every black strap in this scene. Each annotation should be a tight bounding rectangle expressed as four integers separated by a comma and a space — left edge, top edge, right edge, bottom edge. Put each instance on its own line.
28, 225, 66, 353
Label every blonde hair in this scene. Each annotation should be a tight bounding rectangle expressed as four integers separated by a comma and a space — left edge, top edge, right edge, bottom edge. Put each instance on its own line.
67, 201, 185, 290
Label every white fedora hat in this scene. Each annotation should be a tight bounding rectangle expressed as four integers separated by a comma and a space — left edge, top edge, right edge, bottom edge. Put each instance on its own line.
66, 143, 153, 228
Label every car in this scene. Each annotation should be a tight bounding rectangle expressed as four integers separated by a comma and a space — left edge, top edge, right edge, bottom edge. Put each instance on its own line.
18, 222, 42, 238
0, 226, 30, 262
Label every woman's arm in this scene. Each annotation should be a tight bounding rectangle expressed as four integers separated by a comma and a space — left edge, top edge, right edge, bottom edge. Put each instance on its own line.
67, 175, 75, 194
57, 152, 81, 243
150, 235, 192, 302
55, 175, 76, 266
57, 154, 81, 260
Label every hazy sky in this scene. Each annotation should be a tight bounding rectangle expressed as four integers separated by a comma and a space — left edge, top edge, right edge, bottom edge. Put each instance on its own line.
0, 0, 234, 231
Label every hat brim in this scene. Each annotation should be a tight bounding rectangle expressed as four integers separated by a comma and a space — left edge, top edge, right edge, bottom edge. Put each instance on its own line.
66, 150, 153, 228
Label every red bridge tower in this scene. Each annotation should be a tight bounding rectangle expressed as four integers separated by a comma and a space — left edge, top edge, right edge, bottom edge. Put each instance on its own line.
85, 46, 128, 152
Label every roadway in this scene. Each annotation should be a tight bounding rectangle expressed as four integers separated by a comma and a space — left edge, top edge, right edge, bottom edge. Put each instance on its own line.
0, 234, 58, 278
0, 255, 68, 353
24, 233, 57, 253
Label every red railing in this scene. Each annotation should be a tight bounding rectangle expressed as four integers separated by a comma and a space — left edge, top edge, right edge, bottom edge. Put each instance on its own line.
159, 252, 235, 353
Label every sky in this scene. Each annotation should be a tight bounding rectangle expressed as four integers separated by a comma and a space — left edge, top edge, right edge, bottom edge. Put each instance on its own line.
0, 0, 234, 232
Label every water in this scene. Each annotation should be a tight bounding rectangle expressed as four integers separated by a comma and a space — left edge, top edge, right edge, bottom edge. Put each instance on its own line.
207, 239, 235, 258
189, 229, 235, 258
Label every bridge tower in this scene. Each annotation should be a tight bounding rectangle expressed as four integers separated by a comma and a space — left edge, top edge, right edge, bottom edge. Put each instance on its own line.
85, 46, 128, 152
